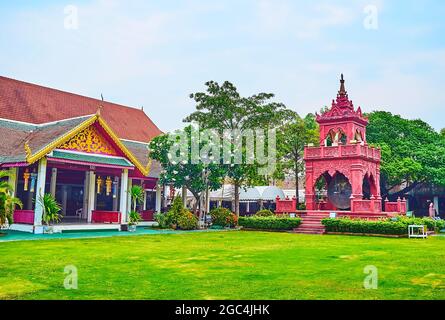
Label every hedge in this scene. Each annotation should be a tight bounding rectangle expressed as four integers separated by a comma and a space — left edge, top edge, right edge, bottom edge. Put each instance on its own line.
322, 217, 445, 235
239, 216, 301, 230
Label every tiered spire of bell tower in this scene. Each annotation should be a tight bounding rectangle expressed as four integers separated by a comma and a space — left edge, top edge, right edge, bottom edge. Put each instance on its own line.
316, 74, 367, 124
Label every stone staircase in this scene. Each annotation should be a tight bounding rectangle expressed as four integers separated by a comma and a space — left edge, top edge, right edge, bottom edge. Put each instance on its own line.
293, 212, 329, 234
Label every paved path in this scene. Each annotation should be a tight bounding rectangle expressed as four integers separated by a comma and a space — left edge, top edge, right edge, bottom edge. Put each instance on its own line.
0, 227, 233, 242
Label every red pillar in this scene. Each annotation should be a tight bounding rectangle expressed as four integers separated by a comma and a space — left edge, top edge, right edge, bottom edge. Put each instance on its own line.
350, 163, 363, 200
305, 165, 316, 210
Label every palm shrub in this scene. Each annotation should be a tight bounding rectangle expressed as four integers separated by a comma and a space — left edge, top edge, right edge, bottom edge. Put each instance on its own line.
130, 185, 144, 211
38, 193, 62, 226
0, 171, 22, 228
128, 210, 142, 226
128, 185, 144, 225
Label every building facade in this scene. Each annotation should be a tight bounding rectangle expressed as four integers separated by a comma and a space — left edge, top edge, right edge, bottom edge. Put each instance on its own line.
0, 76, 163, 233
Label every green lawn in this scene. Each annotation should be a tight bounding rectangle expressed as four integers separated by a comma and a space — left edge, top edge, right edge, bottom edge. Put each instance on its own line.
1, 231, 445, 300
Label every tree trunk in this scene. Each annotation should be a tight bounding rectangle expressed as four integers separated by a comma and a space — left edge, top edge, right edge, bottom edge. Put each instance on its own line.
234, 183, 240, 217
182, 185, 187, 207
190, 190, 200, 216
205, 186, 210, 214
295, 156, 300, 207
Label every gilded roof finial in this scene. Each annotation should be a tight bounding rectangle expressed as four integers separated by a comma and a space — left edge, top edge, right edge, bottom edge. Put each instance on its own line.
24, 141, 32, 160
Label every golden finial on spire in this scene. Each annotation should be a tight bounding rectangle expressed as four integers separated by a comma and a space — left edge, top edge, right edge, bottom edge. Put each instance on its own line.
338, 73, 347, 96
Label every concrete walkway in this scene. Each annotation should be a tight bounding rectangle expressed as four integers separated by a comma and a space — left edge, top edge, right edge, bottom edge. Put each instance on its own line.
0, 227, 233, 242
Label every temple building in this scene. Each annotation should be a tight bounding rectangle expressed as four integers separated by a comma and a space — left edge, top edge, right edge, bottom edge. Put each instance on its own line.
0, 76, 163, 233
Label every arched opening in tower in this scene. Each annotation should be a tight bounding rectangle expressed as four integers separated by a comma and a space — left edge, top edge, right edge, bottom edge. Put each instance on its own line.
327, 172, 352, 210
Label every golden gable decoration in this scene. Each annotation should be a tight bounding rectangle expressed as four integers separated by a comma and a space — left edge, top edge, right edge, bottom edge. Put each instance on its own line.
58, 125, 117, 155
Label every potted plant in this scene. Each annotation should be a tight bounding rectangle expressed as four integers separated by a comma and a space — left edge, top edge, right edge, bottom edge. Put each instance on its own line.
128, 210, 141, 232
0, 171, 22, 234
127, 185, 144, 232
38, 193, 62, 234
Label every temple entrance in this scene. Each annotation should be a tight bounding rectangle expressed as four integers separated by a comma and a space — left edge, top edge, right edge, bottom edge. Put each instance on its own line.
52, 169, 87, 223
45, 167, 122, 224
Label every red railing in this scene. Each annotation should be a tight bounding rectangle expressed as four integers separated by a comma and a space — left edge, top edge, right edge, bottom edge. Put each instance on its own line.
13, 210, 35, 225
351, 198, 382, 213
140, 210, 155, 221
317, 201, 336, 211
304, 144, 381, 161
275, 196, 297, 213
384, 198, 407, 214
91, 210, 121, 224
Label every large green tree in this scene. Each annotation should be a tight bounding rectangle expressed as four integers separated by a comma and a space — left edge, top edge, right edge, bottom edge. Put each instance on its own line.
366, 111, 445, 198
148, 126, 225, 217
275, 112, 319, 205
185, 81, 292, 216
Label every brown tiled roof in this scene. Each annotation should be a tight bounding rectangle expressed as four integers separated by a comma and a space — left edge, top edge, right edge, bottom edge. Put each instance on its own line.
0, 117, 161, 178
121, 140, 161, 178
0, 116, 90, 163
0, 76, 162, 143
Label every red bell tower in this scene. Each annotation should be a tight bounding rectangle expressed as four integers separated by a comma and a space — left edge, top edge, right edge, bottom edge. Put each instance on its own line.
304, 75, 382, 211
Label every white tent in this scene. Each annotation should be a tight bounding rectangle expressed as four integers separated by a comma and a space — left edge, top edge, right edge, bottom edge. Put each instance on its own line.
283, 189, 306, 203
169, 184, 286, 202
256, 186, 285, 201
239, 187, 262, 201
209, 185, 234, 201
207, 185, 285, 202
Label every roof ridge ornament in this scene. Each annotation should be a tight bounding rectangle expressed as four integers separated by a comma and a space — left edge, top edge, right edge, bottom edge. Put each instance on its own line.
96, 105, 103, 116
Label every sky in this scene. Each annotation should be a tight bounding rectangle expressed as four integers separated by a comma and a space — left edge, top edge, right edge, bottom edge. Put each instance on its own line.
0, 0, 444, 132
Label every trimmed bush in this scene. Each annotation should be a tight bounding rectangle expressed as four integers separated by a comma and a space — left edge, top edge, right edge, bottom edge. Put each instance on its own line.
210, 207, 237, 227
255, 209, 274, 217
322, 216, 445, 235
177, 211, 199, 230
226, 213, 238, 228
239, 216, 301, 230
155, 195, 198, 230
322, 218, 406, 235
